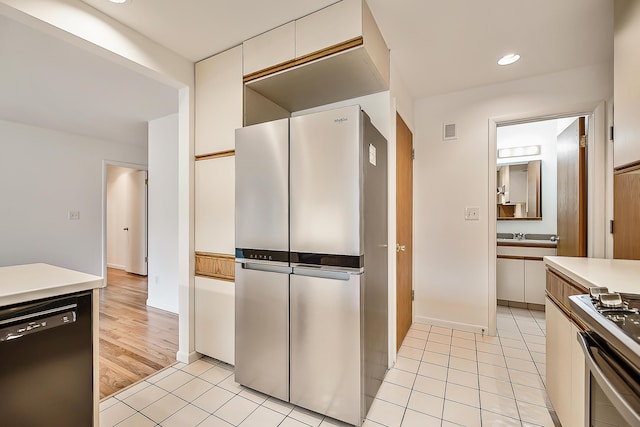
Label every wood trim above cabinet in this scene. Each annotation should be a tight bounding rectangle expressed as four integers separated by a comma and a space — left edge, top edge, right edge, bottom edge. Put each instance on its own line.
497, 241, 557, 248
195, 150, 235, 161
497, 255, 545, 261
614, 159, 640, 175
195, 252, 235, 282
243, 37, 364, 83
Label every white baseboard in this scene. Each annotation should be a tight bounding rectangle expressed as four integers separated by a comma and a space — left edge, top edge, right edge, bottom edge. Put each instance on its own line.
107, 263, 125, 270
176, 350, 201, 364
414, 315, 491, 336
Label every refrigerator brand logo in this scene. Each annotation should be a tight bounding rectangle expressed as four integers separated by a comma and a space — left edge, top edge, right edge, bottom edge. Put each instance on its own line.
334, 117, 349, 123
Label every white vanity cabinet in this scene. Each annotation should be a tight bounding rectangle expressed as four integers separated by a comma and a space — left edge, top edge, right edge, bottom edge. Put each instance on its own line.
243, 22, 295, 76
195, 45, 243, 155
497, 245, 556, 305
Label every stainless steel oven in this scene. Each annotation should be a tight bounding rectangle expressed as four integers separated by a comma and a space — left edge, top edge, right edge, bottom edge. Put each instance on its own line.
577, 332, 640, 426
571, 292, 640, 426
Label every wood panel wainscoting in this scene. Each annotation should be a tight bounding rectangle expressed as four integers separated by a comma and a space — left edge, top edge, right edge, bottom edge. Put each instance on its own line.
195, 252, 235, 281
99, 268, 178, 399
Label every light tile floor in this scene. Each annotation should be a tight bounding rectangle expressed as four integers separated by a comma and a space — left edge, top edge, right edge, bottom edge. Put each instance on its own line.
100, 306, 557, 427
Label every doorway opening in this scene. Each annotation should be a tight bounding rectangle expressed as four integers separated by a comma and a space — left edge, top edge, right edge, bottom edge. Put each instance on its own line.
495, 115, 587, 311
101, 162, 178, 398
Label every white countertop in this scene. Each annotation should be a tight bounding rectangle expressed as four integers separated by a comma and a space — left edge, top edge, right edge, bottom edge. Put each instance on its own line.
0, 263, 103, 307
544, 256, 640, 294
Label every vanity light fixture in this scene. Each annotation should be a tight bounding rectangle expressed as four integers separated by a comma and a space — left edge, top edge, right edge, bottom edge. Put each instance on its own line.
498, 145, 541, 159
498, 53, 521, 66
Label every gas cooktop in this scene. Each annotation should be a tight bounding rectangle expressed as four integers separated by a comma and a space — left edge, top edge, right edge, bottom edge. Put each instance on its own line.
570, 289, 640, 370
587, 287, 640, 345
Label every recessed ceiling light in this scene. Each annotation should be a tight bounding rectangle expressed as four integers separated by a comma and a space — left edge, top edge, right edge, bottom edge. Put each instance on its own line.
498, 53, 520, 66
108, 0, 129, 4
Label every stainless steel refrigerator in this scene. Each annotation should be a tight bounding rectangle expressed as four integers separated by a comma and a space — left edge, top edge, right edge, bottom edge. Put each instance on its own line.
235, 105, 388, 426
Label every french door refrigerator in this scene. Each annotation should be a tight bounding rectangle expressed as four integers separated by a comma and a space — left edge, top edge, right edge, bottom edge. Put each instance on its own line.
235, 105, 388, 426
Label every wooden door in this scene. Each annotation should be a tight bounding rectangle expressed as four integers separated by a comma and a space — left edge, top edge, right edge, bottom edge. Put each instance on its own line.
613, 170, 640, 259
396, 113, 413, 350
125, 170, 148, 276
556, 117, 587, 257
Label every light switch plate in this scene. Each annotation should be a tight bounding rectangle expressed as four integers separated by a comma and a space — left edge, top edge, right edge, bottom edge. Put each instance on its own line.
68, 210, 80, 220
465, 207, 480, 220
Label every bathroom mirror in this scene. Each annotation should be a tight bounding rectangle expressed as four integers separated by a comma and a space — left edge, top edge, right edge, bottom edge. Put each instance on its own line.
497, 160, 541, 220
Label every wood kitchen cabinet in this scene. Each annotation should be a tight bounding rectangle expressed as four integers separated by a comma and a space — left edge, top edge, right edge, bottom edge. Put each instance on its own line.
614, 0, 640, 169
195, 45, 243, 155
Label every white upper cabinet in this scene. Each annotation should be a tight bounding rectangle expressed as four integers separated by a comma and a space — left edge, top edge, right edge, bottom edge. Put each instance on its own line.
295, 0, 362, 59
195, 156, 235, 254
243, 22, 295, 76
243, 0, 389, 113
614, 0, 640, 169
195, 46, 243, 155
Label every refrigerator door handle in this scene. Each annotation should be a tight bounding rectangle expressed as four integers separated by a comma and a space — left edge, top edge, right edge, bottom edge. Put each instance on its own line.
240, 261, 292, 275
292, 267, 351, 281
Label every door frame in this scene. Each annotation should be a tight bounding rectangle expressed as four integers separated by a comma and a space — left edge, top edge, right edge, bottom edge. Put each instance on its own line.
102, 160, 148, 286
487, 100, 608, 336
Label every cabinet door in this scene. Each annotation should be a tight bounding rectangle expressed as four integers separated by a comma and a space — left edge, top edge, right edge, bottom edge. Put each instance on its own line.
524, 259, 547, 305
295, 0, 362, 59
545, 298, 572, 426
496, 258, 524, 302
243, 22, 295, 76
194, 276, 234, 364
195, 157, 235, 254
570, 323, 587, 427
195, 46, 242, 155
614, 1, 640, 168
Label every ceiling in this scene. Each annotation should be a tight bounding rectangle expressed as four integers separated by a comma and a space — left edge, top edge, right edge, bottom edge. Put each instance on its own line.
0, 0, 613, 146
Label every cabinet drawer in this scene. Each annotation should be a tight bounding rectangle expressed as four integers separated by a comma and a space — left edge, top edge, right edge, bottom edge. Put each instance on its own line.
243, 22, 295, 76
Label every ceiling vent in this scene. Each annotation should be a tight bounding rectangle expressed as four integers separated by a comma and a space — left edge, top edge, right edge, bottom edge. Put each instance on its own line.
443, 123, 457, 140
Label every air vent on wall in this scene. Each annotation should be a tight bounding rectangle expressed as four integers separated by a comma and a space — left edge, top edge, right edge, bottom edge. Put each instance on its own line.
443, 123, 457, 140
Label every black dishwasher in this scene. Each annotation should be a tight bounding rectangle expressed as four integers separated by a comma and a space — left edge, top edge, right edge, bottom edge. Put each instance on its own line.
0, 291, 93, 427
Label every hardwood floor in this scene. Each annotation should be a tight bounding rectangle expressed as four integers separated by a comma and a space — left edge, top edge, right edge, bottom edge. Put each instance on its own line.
99, 268, 178, 399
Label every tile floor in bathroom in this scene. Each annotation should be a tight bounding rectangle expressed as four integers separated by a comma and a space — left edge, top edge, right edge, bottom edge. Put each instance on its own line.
100, 305, 556, 427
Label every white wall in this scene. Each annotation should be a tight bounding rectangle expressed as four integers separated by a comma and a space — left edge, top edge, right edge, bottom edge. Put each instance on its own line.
1, 1, 198, 362
496, 119, 562, 235
148, 114, 179, 314
413, 62, 613, 332
0, 119, 147, 276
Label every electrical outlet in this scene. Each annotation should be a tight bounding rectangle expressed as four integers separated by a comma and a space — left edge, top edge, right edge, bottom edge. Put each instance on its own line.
465, 207, 480, 221
68, 210, 80, 220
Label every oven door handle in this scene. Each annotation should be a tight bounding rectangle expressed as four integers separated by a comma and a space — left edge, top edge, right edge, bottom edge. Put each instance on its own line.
577, 332, 640, 425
